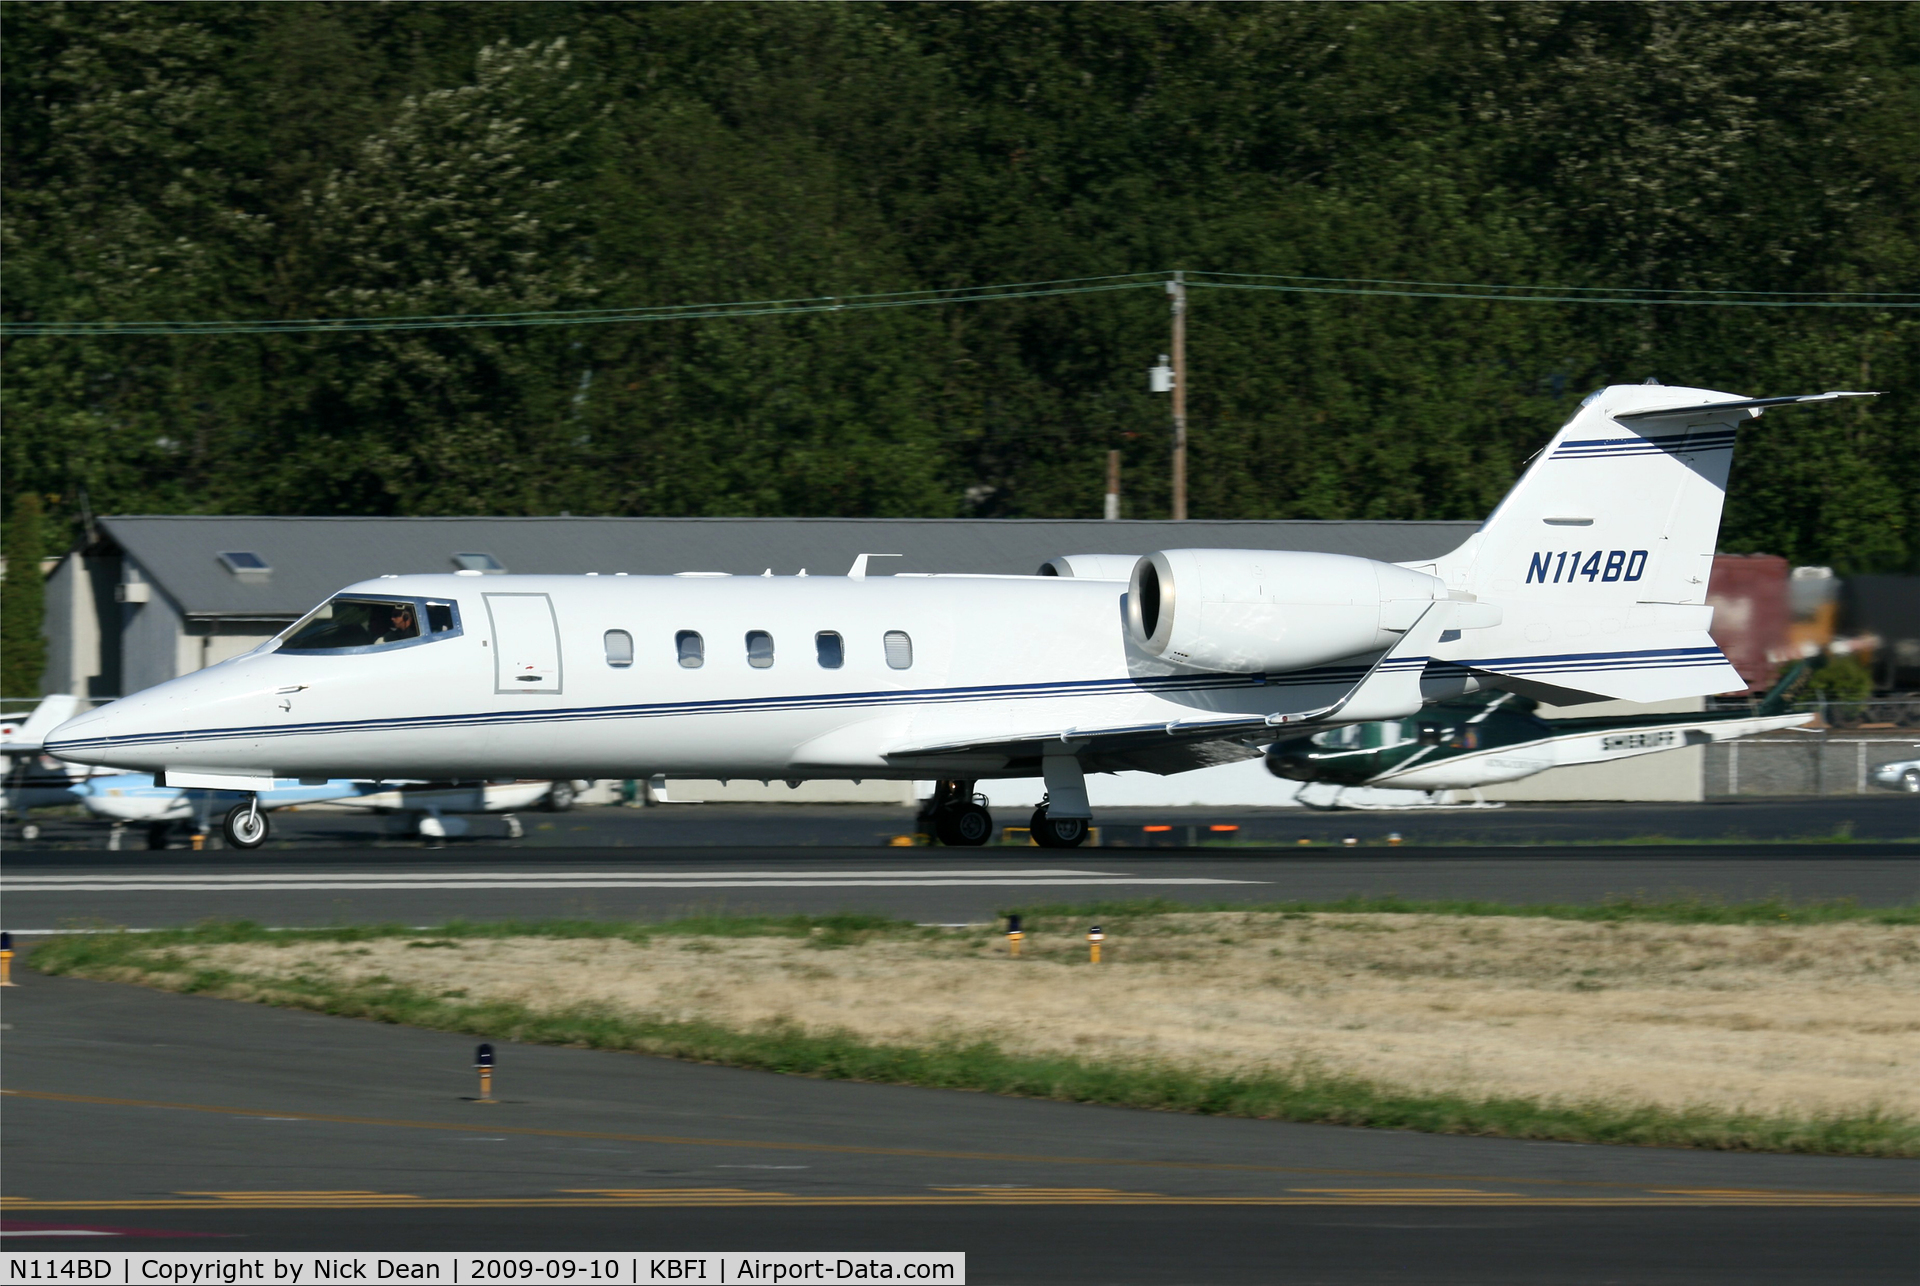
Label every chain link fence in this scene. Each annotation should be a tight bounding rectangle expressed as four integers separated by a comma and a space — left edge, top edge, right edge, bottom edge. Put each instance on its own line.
1705, 734, 1920, 797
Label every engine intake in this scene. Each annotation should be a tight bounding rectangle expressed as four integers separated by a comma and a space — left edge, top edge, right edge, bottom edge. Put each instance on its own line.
1127, 549, 1448, 673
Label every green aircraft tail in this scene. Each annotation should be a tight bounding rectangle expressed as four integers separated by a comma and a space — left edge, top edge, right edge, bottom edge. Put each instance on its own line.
1757, 661, 1812, 715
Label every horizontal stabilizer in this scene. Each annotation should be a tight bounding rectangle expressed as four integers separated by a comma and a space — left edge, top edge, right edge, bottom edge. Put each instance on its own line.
1614, 391, 1877, 422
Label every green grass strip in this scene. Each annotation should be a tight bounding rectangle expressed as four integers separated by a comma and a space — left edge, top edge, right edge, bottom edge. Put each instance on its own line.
27, 922, 1919, 1159
998, 894, 1920, 926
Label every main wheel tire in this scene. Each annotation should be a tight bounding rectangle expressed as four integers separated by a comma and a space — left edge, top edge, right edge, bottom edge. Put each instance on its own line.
544, 781, 575, 812
222, 802, 269, 850
1030, 806, 1089, 848
146, 821, 174, 851
934, 802, 993, 846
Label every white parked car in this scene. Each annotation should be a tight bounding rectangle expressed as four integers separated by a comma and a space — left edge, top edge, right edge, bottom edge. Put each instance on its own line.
1871, 757, 1920, 793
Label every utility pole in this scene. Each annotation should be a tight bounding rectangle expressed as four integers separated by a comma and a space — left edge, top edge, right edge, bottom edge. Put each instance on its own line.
1169, 272, 1188, 520
1104, 449, 1121, 520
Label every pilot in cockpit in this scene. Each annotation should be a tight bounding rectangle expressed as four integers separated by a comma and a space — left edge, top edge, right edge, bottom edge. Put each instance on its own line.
376, 602, 419, 645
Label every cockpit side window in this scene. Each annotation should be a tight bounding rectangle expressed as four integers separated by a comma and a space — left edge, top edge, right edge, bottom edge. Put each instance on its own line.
278, 596, 463, 655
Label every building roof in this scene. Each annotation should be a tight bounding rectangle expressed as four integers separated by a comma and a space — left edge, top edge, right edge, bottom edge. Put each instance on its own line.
95, 515, 1481, 619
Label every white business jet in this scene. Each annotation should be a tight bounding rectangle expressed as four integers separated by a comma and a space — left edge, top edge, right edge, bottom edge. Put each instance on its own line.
45, 384, 1874, 850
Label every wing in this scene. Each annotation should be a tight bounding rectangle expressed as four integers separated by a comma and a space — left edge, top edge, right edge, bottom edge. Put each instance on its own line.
883, 602, 1467, 775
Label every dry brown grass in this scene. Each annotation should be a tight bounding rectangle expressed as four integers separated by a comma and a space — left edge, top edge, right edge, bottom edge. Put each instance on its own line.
179, 912, 1920, 1119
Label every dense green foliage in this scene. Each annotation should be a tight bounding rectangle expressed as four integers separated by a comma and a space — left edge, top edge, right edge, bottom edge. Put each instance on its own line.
4, 3, 1916, 568
1, 492, 47, 695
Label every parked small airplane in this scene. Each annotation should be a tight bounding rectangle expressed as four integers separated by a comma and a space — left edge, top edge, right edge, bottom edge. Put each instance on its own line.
45, 385, 1875, 849
71, 773, 379, 849
2, 694, 91, 835
1266, 664, 1813, 807
71, 775, 558, 847
325, 779, 560, 840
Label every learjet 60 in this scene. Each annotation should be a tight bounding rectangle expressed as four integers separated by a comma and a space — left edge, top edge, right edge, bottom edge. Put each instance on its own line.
46, 385, 1874, 849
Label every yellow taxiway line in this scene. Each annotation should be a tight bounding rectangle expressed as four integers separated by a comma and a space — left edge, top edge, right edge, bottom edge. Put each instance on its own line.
5, 1088, 1913, 1208
5, 1193, 1916, 1209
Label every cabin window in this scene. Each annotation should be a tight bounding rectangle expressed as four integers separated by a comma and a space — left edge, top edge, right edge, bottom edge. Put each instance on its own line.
746, 630, 775, 668
884, 630, 913, 670
1311, 725, 1360, 749
675, 630, 705, 669
815, 631, 844, 669
604, 629, 634, 667
426, 602, 456, 634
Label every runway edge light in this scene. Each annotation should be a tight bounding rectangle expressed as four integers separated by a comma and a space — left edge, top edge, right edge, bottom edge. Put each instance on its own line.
1006, 914, 1023, 958
475, 1042, 496, 1103
1088, 924, 1104, 965
0, 931, 15, 986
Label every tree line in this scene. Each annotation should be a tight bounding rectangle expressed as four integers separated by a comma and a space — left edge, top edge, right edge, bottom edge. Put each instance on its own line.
3, 1, 1915, 584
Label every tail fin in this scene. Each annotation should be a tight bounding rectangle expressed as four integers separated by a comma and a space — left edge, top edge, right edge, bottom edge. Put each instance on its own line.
1414, 386, 1874, 705
1, 693, 83, 751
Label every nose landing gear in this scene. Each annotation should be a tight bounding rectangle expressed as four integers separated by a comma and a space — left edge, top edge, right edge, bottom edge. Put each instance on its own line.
221, 795, 269, 849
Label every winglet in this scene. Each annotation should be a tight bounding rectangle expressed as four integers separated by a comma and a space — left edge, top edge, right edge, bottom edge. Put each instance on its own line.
1614, 391, 1878, 422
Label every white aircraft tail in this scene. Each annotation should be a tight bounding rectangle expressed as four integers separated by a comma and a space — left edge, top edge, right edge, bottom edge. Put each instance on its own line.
1, 693, 84, 752
1412, 386, 1875, 705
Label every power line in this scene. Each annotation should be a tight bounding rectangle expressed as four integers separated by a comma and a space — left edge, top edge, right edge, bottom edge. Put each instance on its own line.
4, 271, 1914, 337
1189, 269, 1917, 299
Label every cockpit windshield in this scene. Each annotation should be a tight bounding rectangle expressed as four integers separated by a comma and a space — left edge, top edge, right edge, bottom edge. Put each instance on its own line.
278, 596, 460, 654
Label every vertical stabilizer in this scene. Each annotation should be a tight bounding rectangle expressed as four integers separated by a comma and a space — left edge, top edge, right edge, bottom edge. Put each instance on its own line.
1414, 386, 1874, 705
0, 693, 84, 752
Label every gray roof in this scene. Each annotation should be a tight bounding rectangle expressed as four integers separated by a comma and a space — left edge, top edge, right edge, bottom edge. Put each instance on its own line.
96, 515, 1481, 619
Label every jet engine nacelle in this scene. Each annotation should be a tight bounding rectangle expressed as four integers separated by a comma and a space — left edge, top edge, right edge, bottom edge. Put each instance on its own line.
1126, 549, 1448, 673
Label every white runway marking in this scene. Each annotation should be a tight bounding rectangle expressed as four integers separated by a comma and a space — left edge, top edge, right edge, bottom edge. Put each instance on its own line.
4, 878, 1258, 891
4, 868, 1117, 883
3, 867, 1262, 892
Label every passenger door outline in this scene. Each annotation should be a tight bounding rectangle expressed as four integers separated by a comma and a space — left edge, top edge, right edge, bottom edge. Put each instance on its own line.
484, 593, 564, 695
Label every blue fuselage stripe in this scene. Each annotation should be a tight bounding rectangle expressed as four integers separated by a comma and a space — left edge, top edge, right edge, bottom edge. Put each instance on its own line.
48, 645, 1729, 756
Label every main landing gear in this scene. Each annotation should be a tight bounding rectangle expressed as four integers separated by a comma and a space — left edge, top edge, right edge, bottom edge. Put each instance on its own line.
222, 795, 269, 849
922, 779, 993, 846
1029, 801, 1090, 848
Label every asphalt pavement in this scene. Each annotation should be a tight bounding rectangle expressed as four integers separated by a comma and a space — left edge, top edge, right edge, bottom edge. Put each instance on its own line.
10, 794, 1920, 851
4, 966, 1916, 1281
4, 846, 1918, 930
6, 801, 1917, 1281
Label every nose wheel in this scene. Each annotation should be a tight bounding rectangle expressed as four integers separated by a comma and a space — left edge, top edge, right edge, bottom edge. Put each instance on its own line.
222, 797, 269, 849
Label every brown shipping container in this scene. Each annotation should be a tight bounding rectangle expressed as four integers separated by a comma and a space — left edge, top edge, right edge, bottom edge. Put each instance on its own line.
1706, 554, 1791, 694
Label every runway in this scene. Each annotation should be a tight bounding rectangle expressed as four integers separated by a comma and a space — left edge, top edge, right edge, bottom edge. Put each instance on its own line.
4, 845, 1917, 929
12, 795, 1920, 852
3, 967, 1916, 1281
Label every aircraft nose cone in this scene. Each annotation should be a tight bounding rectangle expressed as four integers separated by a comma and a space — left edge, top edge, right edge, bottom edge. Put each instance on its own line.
44, 708, 120, 765
42, 685, 185, 769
